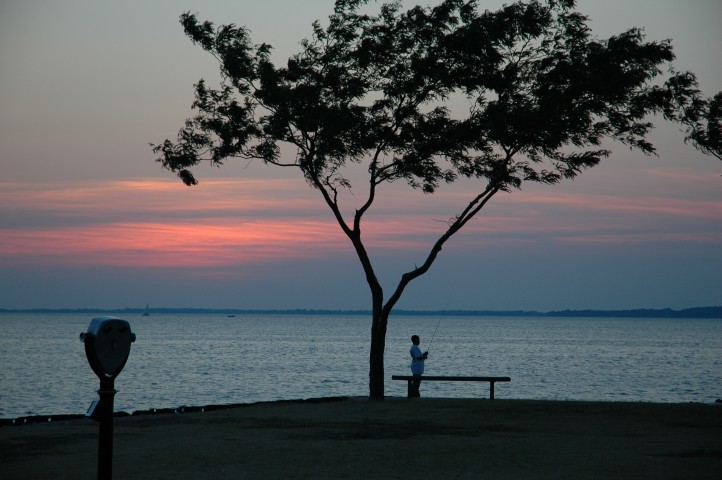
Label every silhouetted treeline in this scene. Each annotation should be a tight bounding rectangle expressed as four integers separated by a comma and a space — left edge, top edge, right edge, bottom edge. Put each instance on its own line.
1, 306, 720, 319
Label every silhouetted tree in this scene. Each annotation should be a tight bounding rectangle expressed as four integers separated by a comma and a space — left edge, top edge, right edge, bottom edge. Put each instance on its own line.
153, 0, 721, 399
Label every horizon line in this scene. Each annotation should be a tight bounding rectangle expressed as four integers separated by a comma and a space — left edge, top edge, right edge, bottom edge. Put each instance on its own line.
1, 306, 720, 319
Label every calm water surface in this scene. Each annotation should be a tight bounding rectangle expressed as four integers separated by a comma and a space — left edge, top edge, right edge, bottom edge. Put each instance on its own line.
0, 313, 720, 418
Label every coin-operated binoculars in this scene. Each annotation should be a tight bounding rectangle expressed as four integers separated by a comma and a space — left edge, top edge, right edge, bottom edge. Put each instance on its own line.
80, 317, 136, 480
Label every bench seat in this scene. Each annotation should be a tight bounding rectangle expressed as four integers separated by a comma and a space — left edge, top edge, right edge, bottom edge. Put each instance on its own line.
391, 375, 511, 399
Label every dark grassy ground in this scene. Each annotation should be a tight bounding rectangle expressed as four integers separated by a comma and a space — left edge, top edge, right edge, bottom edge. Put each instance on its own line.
1, 397, 720, 479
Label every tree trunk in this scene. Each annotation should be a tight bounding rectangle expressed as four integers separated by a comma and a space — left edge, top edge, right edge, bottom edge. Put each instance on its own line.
368, 306, 388, 400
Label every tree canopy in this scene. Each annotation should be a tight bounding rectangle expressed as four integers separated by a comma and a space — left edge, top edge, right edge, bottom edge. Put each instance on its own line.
153, 0, 720, 398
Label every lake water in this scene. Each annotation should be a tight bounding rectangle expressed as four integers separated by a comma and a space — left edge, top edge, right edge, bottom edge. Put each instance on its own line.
0, 313, 720, 419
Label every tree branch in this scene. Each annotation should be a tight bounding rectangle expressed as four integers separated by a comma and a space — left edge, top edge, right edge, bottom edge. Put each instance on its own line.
383, 184, 501, 316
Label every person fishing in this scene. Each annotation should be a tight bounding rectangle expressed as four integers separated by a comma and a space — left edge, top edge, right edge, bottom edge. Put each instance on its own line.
409, 335, 428, 398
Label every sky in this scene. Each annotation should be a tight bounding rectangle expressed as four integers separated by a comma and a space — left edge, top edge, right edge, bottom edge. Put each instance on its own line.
0, 0, 720, 312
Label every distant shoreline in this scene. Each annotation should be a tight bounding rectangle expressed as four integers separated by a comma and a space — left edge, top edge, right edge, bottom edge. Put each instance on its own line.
1, 306, 720, 318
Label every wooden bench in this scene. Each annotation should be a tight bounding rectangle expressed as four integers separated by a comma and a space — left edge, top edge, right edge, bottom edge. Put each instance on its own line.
392, 375, 511, 400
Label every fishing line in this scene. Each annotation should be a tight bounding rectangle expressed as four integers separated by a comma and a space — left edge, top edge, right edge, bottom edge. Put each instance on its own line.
426, 298, 451, 353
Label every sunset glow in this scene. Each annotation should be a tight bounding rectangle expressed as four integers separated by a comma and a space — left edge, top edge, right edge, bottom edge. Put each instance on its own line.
1, 0, 720, 310
2, 177, 719, 271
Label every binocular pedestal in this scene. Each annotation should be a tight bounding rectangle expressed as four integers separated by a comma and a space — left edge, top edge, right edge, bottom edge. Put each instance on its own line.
80, 317, 136, 480
96, 378, 117, 480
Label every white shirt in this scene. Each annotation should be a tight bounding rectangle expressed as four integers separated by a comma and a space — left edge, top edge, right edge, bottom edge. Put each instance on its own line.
410, 344, 424, 375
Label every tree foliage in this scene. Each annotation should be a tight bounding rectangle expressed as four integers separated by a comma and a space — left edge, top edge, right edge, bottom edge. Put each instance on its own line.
153, 0, 721, 398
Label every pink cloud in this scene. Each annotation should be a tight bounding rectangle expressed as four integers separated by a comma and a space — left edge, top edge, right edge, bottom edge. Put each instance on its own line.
0, 178, 322, 218
1, 177, 719, 270
0, 219, 349, 267
502, 190, 722, 220
555, 232, 722, 245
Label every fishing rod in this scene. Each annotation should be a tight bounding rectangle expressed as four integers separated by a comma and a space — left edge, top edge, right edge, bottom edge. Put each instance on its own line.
426, 298, 451, 354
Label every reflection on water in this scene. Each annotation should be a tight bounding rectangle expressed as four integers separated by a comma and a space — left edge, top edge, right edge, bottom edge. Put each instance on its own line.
0, 313, 720, 418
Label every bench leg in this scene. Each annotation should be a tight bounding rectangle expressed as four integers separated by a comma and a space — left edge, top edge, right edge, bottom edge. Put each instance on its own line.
407, 380, 412, 399
490, 381, 495, 400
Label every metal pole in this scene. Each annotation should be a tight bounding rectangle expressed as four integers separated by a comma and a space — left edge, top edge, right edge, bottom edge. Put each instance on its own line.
97, 378, 116, 480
